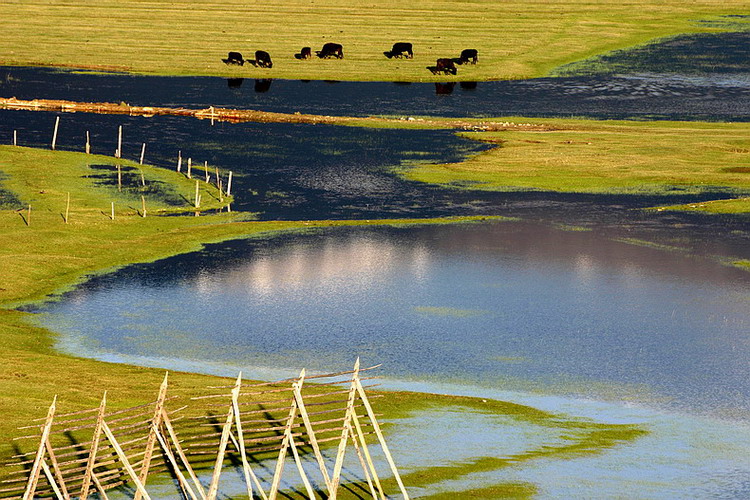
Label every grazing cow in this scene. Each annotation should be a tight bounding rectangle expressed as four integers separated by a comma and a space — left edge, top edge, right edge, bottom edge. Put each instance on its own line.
435, 58, 457, 75
316, 42, 344, 59
458, 49, 478, 64
222, 51, 245, 65
384, 42, 413, 59
255, 50, 273, 68
295, 47, 312, 60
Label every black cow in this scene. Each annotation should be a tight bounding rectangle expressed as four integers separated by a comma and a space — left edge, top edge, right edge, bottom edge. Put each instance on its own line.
384, 42, 413, 59
458, 49, 478, 65
255, 50, 273, 68
295, 47, 312, 60
316, 42, 344, 59
222, 51, 245, 65
435, 58, 457, 75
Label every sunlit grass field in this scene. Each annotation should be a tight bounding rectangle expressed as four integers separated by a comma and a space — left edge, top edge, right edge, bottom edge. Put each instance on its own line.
401, 118, 750, 212
0, 0, 747, 81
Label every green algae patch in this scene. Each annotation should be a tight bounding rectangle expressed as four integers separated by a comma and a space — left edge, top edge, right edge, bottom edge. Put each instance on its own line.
652, 197, 750, 214
375, 397, 648, 495
400, 119, 750, 212
413, 306, 488, 318
421, 483, 537, 499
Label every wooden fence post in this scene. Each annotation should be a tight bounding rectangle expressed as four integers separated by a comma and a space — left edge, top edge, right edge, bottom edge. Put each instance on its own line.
101, 421, 152, 500
177, 151, 182, 173
134, 372, 169, 500
85, 131, 90, 154
13, 130, 17, 146
64, 192, 70, 224
80, 393, 107, 500
329, 359, 360, 500
140, 143, 146, 165
355, 372, 409, 499
227, 171, 233, 196
51, 116, 60, 150
187, 158, 192, 179
23, 396, 57, 500
116, 125, 122, 159
293, 370, 333, 494
231, 373, 268, 500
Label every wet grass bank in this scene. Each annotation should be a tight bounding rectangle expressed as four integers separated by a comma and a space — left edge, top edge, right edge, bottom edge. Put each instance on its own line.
400, 118, 750, 214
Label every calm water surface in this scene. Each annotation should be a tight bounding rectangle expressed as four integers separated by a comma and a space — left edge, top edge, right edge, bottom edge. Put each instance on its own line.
35, 222, 750, 417
32, 221, 750, 497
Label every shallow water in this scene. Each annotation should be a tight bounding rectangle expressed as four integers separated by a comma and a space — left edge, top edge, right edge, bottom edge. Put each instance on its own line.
32, 221, 750, 497
2, 66, 750, 121
34, 222, 750, 418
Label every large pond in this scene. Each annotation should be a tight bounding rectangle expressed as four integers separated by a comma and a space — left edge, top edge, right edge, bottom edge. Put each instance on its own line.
31, 221, 750, 497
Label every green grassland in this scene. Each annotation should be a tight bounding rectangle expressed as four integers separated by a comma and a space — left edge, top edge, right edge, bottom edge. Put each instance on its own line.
0, 0, 747, 81
400, 118, 750, 213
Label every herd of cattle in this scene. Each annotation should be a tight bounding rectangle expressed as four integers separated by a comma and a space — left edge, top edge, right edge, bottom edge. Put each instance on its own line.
222, 42, 478, 75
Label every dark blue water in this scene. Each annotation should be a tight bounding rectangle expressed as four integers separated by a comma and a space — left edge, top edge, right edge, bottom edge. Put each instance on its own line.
3, 65, 750, 121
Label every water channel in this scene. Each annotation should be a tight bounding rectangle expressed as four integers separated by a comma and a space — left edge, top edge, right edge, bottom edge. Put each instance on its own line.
5, 29, 750, 497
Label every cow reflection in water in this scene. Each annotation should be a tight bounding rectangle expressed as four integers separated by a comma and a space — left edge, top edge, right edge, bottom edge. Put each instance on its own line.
435, 82, 456, 95
460, 81, 477, 90
227, 78, 244, 89
254, 79, 272, 93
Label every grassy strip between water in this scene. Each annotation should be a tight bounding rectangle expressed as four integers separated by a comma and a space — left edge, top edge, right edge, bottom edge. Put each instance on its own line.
399, 118, 750, 213
0, 145, 648, 495
0, 0, 747, 81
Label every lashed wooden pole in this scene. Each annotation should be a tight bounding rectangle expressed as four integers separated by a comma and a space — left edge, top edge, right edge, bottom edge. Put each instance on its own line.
226, 171, 233, 196
141, 195, 147, 218
101, 420, 152, 500
351, 409, 385, 500
329, 359, 360, 500
269, 372, 305, 500
23, 396, 57, 500
45, 436, 71, 500
161, 409, 207, 500
139, 143, 146, 165
26, 204, 31, 226
85, 131, 90, 154
204, 161, 209, 183
187, 158, 192, 179
355, 371, 409, 499
293, 370, 333, 493
13, 129, 17, 146
79, 393, 107, 500
117, 165, 122, 191
134, 372, 169, 500
206, 378, 240, 500
231, 373, 267, 500
194, 180, 200, 208
51, 116, 60, 150
177, 151, 182, 172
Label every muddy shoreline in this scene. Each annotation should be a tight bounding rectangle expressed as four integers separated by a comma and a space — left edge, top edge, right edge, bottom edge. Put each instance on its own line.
0, 96, 551, 131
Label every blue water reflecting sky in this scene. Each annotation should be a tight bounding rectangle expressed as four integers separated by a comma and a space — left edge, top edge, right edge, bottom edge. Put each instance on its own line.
34, 222, 750, 419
